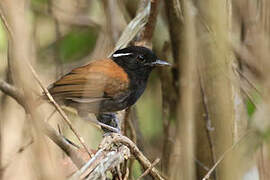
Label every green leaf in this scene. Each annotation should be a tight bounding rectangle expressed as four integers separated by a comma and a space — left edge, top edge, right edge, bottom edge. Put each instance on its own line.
246, 99, 256, 117
59, 28, 98, 63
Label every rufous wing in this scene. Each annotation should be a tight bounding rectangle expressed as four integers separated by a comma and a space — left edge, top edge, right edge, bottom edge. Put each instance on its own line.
48, 59, 130, 103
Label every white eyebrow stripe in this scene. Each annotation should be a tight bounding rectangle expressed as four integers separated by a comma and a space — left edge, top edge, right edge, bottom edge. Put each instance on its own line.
112, 53, 133, 58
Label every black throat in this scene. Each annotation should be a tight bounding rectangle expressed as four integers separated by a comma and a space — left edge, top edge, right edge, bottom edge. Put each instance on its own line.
112, 57, 152, 88
124, 67, 151, 108
112, 57, 153, 106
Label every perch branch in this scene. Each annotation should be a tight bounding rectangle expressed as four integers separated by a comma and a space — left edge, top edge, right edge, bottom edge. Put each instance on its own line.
69, 137, 131, 180
70, 133, 165, 180
108, 133, 165, 180
85, 146, 130, 180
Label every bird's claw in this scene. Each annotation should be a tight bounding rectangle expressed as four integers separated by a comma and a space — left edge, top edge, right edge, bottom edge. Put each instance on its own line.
97, 113, 121, 133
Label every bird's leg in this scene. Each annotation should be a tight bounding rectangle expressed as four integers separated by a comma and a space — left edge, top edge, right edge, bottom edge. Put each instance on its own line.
78, 111, 120, 133
96, 113, 121, 133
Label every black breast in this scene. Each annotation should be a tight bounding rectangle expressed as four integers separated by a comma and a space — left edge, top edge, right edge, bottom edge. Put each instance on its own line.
99, 65, 151, 113
99, 79, 147, 112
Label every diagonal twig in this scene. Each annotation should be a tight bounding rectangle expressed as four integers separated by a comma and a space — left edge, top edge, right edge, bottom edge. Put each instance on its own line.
0, 80, 86, 168
202, 131, 252, 180
27, 64, 93, 157
0, 79, 24, 106
137, 158, 160, 180
0, 4, 92, 158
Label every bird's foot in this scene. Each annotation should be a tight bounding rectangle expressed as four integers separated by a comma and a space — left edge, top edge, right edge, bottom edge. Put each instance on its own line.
97, 121, 120, 134
78, 111, 120, 133
96, 113, 121, 134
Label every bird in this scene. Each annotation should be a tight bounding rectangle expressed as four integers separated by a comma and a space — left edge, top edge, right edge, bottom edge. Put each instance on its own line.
47, 46, 171, 132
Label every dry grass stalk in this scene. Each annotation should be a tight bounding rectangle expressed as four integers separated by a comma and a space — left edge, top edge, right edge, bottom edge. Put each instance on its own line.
168, 1, 198, 180
196, 0, 248, 179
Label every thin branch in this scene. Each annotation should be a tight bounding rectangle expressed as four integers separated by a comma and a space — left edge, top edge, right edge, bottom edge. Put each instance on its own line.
72, 133, 164, 180
27, 64, 93, 157
108, 133, 166, 180
0, 79, 24, 107
43, 121, 87, 168
127, 107, 138, 178
137, 158, 160, 180
117, 164, 123, 180
69, 148, 106, 180
123, 167, 129, 180
0, 6, 90, 171
17, 138, 33, 153
233, 42, 263, 79
127, 111, 136, 143
46, 109, 57, 122
202, 131, 252, 180
69, 141, 131, 180
235, 67, 261, 97
0, 80, 87, 168
199, 76, 216, 179
83, 114, 120, 133
195, 158, 210, 172
240, 87, 258, 109
1, 2, 91, 157
121, 107, 131, 135
0, 7, 13, 40
86, 146, 130, 180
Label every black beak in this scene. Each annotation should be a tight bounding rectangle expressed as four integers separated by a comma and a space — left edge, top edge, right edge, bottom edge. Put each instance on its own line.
151, 59, 171, 66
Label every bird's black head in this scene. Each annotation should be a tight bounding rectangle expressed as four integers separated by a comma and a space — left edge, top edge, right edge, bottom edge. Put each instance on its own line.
111, 46, 170, 80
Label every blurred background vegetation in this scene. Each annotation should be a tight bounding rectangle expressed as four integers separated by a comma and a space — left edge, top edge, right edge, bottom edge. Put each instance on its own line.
0, 0, 269, 180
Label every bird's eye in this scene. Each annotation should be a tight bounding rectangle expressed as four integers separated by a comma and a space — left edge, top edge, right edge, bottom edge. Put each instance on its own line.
137, 55, 145, 63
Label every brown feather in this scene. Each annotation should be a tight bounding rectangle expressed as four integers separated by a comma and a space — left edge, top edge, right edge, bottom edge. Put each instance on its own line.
49, 59, 130, 101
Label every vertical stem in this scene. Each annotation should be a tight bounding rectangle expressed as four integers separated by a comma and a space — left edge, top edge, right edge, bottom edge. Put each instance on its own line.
257, 1, 270, 179
169, 1, 197, 179
197, 0, 246, 179
48, 0, 62, 76
163, 0, 183, 175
